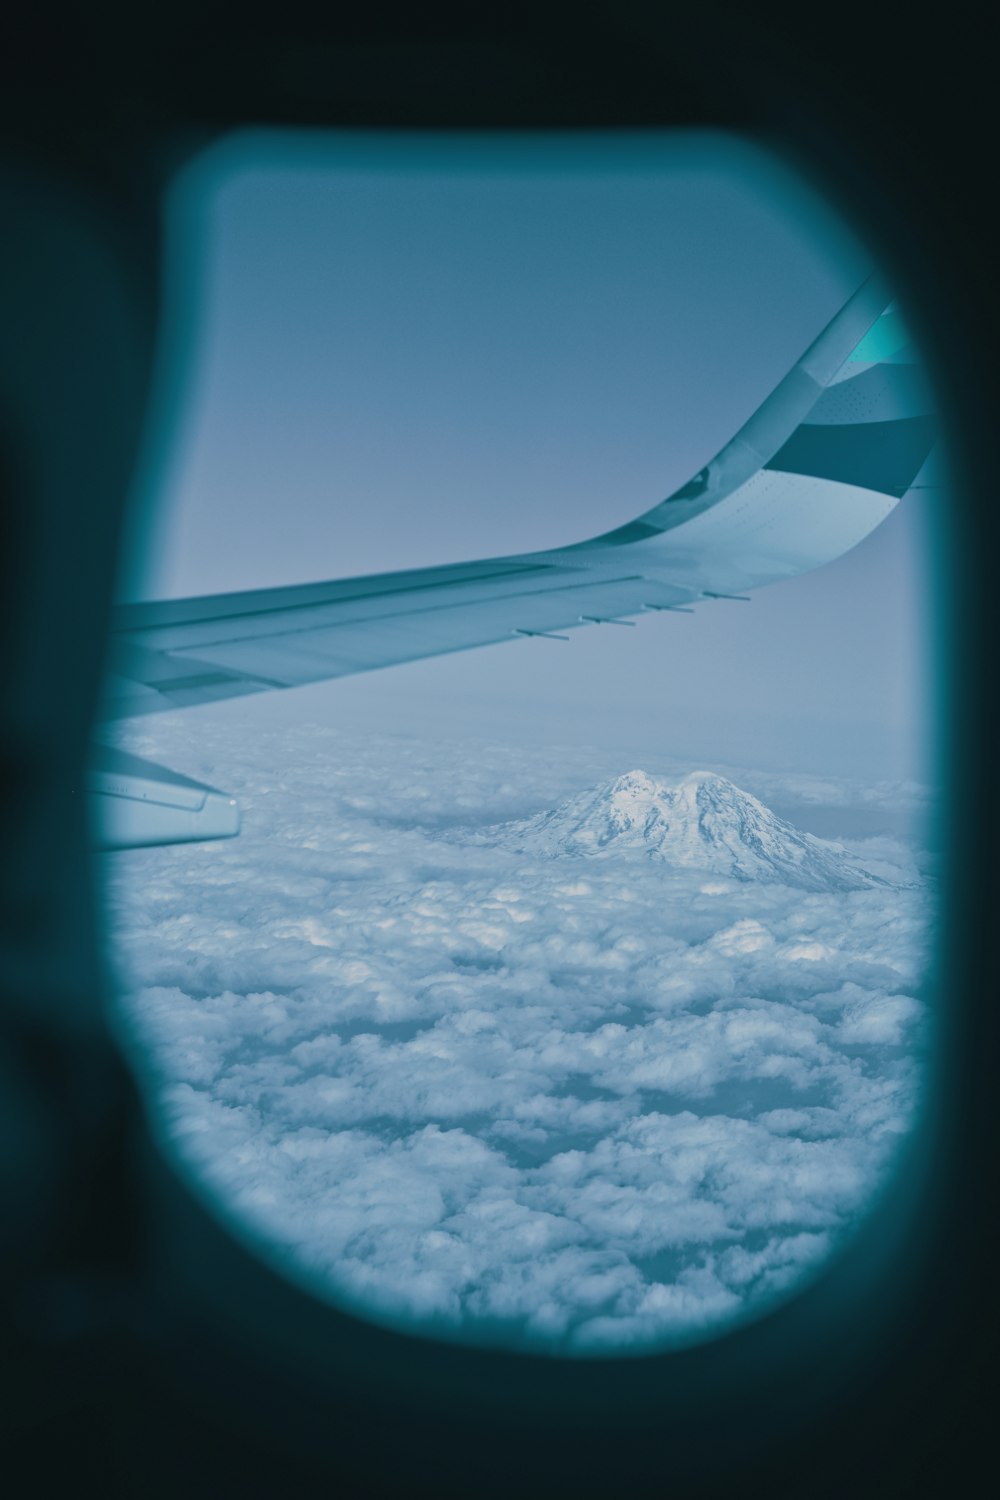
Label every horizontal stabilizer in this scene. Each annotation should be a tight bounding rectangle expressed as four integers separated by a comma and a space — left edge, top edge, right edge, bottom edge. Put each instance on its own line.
87, 745, 240, 849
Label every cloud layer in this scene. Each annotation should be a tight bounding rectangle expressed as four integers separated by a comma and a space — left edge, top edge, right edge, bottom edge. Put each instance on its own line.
102, 715, 934, 1352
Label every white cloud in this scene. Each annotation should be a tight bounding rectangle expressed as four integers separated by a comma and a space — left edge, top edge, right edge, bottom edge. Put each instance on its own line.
102, 714, 934, 1353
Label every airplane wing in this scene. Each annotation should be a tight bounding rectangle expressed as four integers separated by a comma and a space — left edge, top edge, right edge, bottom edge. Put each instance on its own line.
92, 274, 939, 848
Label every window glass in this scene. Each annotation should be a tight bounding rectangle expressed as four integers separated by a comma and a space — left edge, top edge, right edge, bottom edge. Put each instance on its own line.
102, 132, 941, 1354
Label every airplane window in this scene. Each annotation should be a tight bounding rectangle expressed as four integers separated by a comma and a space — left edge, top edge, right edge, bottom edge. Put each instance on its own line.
98, 131, 942, 1356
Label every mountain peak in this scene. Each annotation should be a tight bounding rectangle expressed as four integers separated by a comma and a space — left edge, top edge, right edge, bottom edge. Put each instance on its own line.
611, 769, 659, 790
481, 769, 890, 892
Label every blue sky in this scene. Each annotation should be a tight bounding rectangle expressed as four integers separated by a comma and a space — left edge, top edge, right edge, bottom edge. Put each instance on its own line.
123, 130, 936, 782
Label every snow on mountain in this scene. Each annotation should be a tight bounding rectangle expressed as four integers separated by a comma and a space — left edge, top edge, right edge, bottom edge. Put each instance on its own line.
477, 770, 893, 891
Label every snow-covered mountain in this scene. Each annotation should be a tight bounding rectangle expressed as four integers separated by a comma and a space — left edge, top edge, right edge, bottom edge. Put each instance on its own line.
478, 770, 891, 891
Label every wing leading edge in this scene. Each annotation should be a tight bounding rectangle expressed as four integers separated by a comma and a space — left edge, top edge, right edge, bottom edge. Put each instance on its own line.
100, 275, 936, 725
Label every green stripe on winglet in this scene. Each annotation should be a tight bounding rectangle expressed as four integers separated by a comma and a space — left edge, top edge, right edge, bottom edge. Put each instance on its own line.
765, 414, 937, 497
847, 310, 911, 362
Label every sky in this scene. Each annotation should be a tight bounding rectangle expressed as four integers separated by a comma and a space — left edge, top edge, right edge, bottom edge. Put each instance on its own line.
120, 130, 938, 784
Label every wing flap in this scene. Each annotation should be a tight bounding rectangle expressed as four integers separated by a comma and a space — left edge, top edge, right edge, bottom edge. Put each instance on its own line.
104, 572, 695, 714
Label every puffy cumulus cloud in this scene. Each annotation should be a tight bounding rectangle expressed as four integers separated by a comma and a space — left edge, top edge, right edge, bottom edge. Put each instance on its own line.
102, 714, 935, 1353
